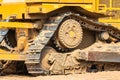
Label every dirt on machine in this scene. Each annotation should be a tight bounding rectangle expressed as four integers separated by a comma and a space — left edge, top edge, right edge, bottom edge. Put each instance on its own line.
0, 0, 119, 76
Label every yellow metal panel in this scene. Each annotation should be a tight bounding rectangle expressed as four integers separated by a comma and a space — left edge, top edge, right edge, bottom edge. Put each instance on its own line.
27, 4, 42, 13
109, 23, 120, 30
2, 0, 25, 3
25, 0, 59, 2
41, 3, 93, 13
60, 0, 94, 3
0, 22, 33, 28
92, 0, 99, 12
0, 2, 26, 19
83, 0, 93, 3
98, 0, 120, 29
99, 19, 120, 23
0, 0, 96, 19
99, 19, 120, 29
60, 0, 83, 3
0, 0, 2, 2
0, 49, 25, 61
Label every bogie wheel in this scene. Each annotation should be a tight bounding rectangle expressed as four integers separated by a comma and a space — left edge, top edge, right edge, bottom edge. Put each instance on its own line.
40, 47, 57, 70
53, 18, 83, 52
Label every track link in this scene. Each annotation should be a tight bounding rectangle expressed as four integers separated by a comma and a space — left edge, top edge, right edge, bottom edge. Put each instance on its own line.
25, 13, 120, 75
72, 14, 120, 40
25, 14, 67, 75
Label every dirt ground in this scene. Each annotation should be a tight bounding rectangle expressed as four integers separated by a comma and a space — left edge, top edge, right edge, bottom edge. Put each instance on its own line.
0, 71, 120, 80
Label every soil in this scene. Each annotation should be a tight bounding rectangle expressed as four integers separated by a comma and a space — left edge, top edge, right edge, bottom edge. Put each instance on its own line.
0, 71, 120, 80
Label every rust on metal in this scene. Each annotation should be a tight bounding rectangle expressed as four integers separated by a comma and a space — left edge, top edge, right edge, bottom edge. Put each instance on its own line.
87, 51, 120, 63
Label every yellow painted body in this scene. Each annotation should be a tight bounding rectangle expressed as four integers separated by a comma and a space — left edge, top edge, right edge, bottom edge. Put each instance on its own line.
0, 0, 119, 61
98, 0, 120, 28
0, 49, 25, 61
0, 0, 97, 19
0, 0, 118, 28
0, 22, 33, 28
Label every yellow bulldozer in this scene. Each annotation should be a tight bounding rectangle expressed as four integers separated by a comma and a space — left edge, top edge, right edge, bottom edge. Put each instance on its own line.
0, 0, 119, 76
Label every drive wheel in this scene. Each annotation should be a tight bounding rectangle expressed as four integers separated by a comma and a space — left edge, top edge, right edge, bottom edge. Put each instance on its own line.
40, 47, 56, 70
54, 18, 83, 52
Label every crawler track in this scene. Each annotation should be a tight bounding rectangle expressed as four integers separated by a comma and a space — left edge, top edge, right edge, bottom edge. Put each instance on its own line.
25, 13, 120, 76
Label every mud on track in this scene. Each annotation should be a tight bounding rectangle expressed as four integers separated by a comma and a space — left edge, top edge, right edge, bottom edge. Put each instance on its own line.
0, 71, 120, 80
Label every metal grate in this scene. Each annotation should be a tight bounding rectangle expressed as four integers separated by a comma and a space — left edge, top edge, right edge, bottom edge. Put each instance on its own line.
112, 0, 120, 8
112, 10, 120, 19
99, 0, 110, 7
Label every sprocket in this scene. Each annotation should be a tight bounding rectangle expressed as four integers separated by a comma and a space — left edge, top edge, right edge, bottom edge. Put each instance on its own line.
53, 18, 83, 52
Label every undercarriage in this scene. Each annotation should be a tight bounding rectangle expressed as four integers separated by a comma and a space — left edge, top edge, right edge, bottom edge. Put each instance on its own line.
0, 13, 120, 76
